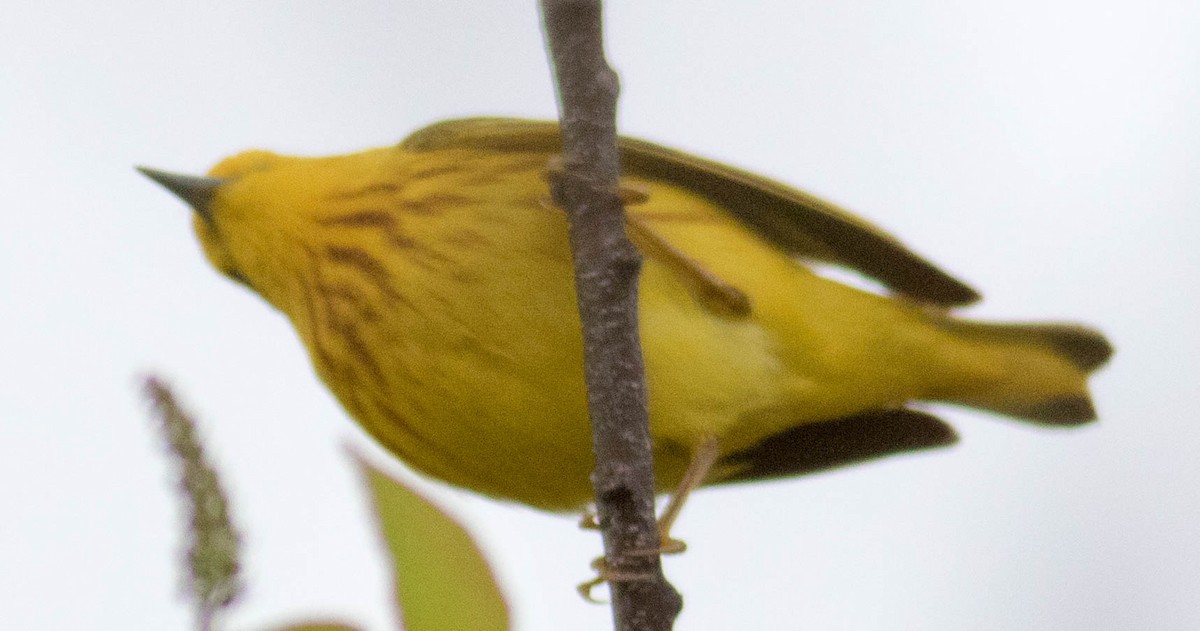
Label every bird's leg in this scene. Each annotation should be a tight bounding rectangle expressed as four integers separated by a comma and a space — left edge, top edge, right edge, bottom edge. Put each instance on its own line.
641, 435, 721, 555
576, 557, 656, 603
576, 437, 722, 602
623, 209, 751, 319
543, 159, 751, 318
577, 436, 720, 548
577, 507, 600, 530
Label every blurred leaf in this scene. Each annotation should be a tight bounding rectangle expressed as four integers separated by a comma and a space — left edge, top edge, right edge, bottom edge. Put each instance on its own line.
357, 455, 510, 631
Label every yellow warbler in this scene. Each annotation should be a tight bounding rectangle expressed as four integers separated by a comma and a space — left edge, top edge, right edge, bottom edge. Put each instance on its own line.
140, 118, 1111, 512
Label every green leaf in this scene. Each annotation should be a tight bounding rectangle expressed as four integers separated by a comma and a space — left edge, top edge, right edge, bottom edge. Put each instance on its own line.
357, 455, 510, 631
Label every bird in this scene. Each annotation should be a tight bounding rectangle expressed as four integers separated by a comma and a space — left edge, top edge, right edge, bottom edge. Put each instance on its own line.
139, 117, 1112, 518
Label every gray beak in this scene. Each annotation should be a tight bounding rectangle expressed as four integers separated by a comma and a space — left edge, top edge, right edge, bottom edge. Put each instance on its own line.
137, 166, 225, 221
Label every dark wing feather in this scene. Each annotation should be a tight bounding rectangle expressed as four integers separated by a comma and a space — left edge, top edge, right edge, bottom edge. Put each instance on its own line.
401, 117, 980, 306
715, 408, 958, 485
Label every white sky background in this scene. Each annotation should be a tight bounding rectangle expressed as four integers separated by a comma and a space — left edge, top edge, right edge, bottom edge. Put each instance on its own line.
2, 1, 1198, 629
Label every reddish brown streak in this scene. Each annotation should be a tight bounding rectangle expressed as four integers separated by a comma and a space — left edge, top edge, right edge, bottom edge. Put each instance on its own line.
325, 183, 404, 201
303, 248, 373, 383
319, 280, 380, 322
397, 193, 477, 215
442, 228, 491, 249
299, 263, 340, 386
459, 172, 504, 186
301, 246, 385, 387
408, 163, 466, 179
303, 202, 513, 495
323, 315, 386, 387
298, 246, 378, 428
319, 210, 458, 269
317, 210, 412, 250
300, 248, 461, 473
312, 253, 495, 484
318, 210, 397, 229
324, 245, 401, 300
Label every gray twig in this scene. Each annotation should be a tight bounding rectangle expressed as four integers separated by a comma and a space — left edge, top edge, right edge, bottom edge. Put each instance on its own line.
539, 2, 683, 630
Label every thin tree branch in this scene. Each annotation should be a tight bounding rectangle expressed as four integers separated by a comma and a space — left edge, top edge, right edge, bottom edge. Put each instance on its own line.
539, 2, 682, 630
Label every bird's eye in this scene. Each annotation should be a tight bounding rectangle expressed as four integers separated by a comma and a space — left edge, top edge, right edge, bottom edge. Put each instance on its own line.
225, 268, 253, 289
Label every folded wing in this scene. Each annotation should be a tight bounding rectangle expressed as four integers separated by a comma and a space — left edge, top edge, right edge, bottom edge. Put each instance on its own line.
401, 117, 980, 306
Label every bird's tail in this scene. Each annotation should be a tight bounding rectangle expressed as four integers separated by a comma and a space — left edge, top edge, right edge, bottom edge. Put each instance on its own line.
925, 319, 1113, 425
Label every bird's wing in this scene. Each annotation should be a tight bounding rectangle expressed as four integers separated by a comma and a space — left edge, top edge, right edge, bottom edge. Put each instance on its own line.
401, 117, 980, 306
715, 408, 958, 485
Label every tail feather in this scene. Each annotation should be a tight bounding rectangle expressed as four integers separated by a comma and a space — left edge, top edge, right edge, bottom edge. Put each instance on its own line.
1018, 393, 1097, 424
937, 321, 1113, 372
928, 318, 1112, 426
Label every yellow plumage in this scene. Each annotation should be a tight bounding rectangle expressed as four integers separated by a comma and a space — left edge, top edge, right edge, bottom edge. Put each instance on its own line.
141, 118, 1111, 511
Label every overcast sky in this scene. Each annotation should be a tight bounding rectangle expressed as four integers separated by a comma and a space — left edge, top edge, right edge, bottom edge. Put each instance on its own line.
3, 2, 1198, 630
